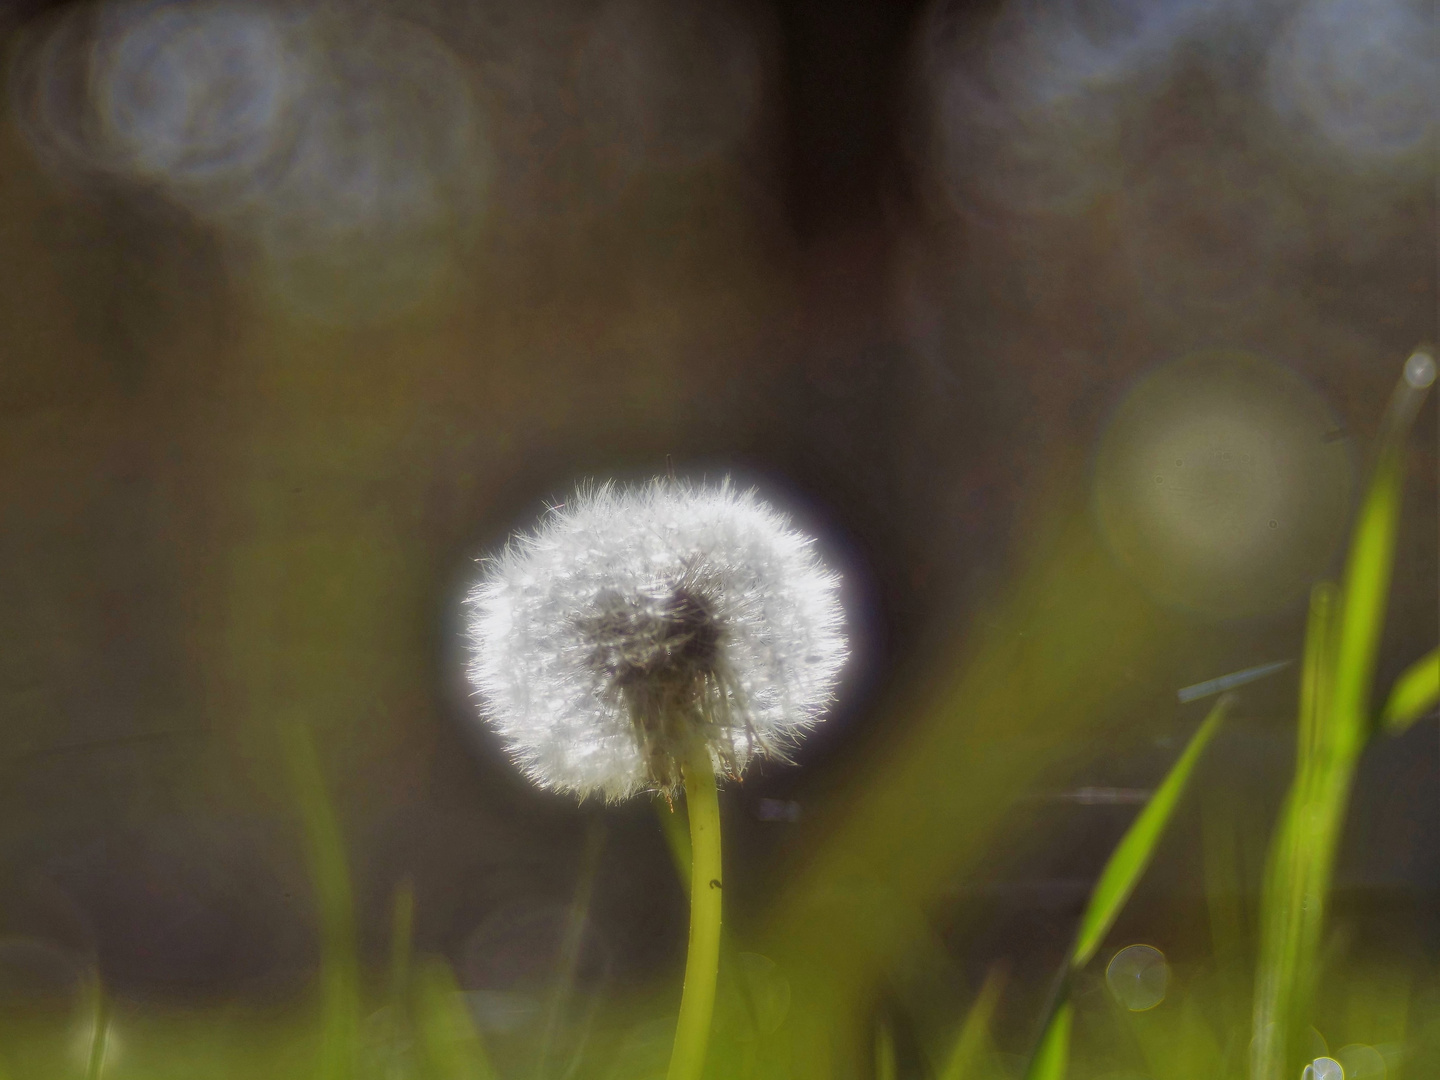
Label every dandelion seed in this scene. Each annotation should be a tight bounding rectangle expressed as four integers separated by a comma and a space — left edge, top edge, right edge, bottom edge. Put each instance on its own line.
465, 477, 848, 801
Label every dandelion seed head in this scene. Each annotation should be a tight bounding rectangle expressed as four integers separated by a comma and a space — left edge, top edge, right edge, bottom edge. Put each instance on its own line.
465, 478, 849, 801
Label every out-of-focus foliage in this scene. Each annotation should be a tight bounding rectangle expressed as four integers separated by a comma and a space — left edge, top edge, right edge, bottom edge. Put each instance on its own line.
0, 0, 1433, 1075
1381, 648, 1439, 735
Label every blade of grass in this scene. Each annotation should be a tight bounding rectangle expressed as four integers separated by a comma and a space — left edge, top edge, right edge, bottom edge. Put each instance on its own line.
84, 978, 110, 1080
413, 958, 499, 1080
1024, 695, 1231, 1080
1330, 349, 1433, 751
1252, 584, 1336, 1080
937, 966, 1006, 1080
1380, 647, 1439, 734
1252, 352, 1432, 1080
762, 511, 1182, 1076
1026, 1002, 1071, 1080
1072, 695, 1232, 969
281, 720, 359, 1080
1328, 454, 1405, 757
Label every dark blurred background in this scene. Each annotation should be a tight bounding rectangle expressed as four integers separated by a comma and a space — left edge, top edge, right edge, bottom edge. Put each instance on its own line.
0, 0, 1432, 1041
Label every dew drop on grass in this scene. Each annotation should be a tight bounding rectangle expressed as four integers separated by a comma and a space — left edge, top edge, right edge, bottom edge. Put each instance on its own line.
1104, 944, 1169, 1011
1304, 1058, 1344, 1080
1404, 350, 1436, 390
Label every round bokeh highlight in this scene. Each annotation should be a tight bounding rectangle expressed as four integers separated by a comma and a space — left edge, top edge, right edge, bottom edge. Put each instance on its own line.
1093, 350, 1354, 619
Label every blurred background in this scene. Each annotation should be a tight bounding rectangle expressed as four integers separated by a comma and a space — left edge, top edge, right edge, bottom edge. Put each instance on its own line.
0, 0, 1433, 1068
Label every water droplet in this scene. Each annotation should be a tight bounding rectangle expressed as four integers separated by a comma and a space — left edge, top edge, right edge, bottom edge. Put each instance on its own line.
1105, 944, 1169, 1011
1304, 1057, 1344, 1080
1404, 351, 1436, 389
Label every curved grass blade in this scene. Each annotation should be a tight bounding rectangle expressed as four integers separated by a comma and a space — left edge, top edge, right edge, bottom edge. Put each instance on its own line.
1023, 695, 1230, 1080
938, 966, 1005, 1080
1329, 350, 1433, 755
413, 958, 499, 1080
1381, 647, 1439, 734
1071, 695, 1231, 969
1025, 1002, 1072, 1080
281, 720, 360, 1080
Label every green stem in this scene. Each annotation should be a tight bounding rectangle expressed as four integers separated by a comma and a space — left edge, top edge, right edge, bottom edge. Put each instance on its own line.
667, 745, 723, 1080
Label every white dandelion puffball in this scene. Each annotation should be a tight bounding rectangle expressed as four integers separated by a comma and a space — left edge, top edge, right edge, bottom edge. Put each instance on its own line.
465, 479, 849, 801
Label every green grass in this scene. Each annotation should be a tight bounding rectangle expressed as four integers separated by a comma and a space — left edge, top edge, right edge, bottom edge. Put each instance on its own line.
1381, 647, 1439, 734
1020, 695, 1230, 1080
0, 359, 1430, 1080
1252, 358, 1433, 1080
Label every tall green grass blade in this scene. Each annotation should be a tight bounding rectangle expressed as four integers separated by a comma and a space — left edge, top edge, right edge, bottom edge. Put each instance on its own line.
1253, 584, 1337, 1080
1025, 1002, 1071, 1080
1252, 354, 1432, 1080
938, 966, 1005, 1080
413, 958, 499, 1080
1381, 647, 1439, 734
1071, 695, 1231, 970
1328, 452, 1405, 757
281, 720, 360, 1080
1330, 350, 1432, 752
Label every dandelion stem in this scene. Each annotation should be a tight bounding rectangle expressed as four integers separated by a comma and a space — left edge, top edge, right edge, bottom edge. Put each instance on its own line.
668, 743, 723, 1080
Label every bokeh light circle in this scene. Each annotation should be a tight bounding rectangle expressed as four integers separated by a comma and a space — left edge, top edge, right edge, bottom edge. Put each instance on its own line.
1404, 350, 1436, 390
89, 1, 301, 198
10, 0, 489, 323
1266, 0, 1433, 165
1337, 1044, 1385, 1079
1093, 350, 1354, 619
1105, 943, 1169, 1011
1305, 1057, 1344, 1080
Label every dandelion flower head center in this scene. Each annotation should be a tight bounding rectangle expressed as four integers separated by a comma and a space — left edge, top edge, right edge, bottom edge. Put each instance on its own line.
581, 583, 721, 690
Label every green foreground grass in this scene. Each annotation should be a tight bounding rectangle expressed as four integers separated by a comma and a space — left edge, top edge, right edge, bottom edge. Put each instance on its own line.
0, 358, 1433, 1080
